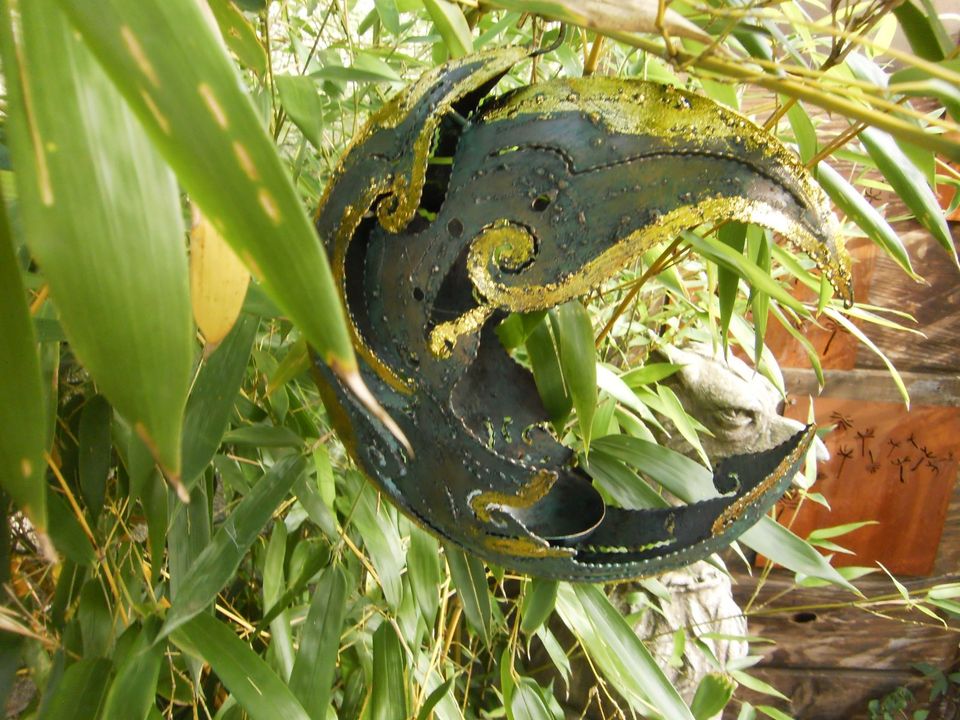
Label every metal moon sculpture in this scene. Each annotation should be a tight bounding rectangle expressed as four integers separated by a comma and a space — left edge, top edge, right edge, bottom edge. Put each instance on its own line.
311, 47, 852, 581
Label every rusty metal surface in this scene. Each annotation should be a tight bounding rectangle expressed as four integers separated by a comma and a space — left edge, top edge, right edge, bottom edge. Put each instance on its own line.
311, 48, 850, 580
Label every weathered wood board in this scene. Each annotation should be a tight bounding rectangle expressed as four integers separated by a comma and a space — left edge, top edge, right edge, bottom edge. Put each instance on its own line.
777, 397, 960, 576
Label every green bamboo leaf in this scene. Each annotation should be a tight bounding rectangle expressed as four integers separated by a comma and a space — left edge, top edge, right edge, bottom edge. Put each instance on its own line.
258, 539, 330, 630
223, 424, 303, 447
2, 1, 193, 487
444, 544, 491, 643
372, 621, 407, 720
349, 477, 405, 609
815, 162, 917, 278
289, 566, 347, 719
168, 478, 212, 605
79, 579, 116, 658
859, 127, 957, 266
0, 189, 46, 533
824, 307, 909, 407
755, 705, 794, 720
276, 76, 325, 149
46, 493, 95, 566
557, 583, 695, 720
690, 673, 737, 720
892, 0, 950, 61
263, 521, 294, 679
375, 0, 402, 34
100, 619, 165, 720
208, 0, 267, 76
656, 384, 711, 467
423, 0, 474, 58
78, 395, 111, 518
555, 300, 597, 455
784, 101, 818, 165
684, 233, 807, 316
728, 671, 789, 701
181, 314, 258, 490
55, 0, 363, 392
162, 455, 306, 637
740, 517, 856, 591
520, 578, 558, 636
586, 450, 668, 510
509, 679, 553, 720
748, 228, 771, 364
408, 526, 441, 626
416, 678, 454, 720
591, 435, 716, 502
716, 223, 747, 347
39, 657, 112, 720
534, 626, 571, 691
525, 316, 572, 429
311, 53, 403, 84
170, 613, 311, 720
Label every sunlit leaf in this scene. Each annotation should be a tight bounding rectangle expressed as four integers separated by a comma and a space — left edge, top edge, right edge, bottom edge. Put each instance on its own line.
276, 75, 326, 149
557, 583, 695, 720
190, 211, 251, 350
55, 0, 360, 388
423, 0, 474, 58
372, 621, 407, 720
555, 300, 597, 454
2, 0, 193, 485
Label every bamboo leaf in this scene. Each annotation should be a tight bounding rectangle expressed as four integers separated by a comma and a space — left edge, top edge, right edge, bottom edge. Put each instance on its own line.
170, 613, 311, 720
690, 673, 737, 720
207, 0, 267, 76
445, 544, 491, 644
2, 0, 193, 484
591, 435, 716, 502
0, 190, 46, 533
520, 579, 558, 636
190, 211, 251, 351
181, 314, 258, 489
372, 621, 407, 720
55, 0, 364, 395
276, 75, 325, 149
162, 455, 306, 637
348, 476, 405, 609
586, 450, 668, 510
39, 657, 112, 720
555, 300, 597, 454
684, 232, 807, 316
557, 583, 695, 720
509, 679, 553, 720
859, 127, 957, 266
78, 395, 112, 518
716, 223, 747, 347
525, 315, 572, 429
422, 0, 474, 58
815, 162, 917, 278
289, 566, 347, 719
100, 619, 165, 720
408, 526, 441, 626
892, 0, 950, 61
741, 517, 856, 591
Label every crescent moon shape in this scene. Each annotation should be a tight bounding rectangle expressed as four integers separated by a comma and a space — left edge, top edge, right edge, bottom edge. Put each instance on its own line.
312, 48, 849, 581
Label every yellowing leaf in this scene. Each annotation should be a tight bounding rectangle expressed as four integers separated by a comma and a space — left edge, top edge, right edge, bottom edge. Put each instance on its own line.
190, 210, 251, 351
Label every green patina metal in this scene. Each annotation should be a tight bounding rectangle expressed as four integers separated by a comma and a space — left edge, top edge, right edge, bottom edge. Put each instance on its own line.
311, 48, 851, 581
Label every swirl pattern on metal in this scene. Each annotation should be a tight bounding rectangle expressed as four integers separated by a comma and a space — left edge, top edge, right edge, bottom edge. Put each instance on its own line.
311, 48, 850, 580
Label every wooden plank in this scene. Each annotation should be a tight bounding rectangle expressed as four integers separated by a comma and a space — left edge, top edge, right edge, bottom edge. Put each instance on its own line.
783, 368, 960, 407
724, 667, 928, 720
730, 575, 959, 672
855, 226, 960, 375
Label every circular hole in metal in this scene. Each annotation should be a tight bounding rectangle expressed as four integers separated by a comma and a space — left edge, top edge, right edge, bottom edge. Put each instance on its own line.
447, 218, 464, 237
531, 193, 552, 212
412, 287, 425, 301
792, 611, 818, 624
